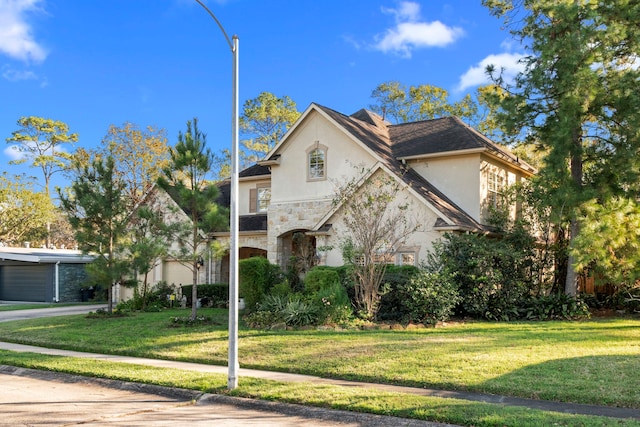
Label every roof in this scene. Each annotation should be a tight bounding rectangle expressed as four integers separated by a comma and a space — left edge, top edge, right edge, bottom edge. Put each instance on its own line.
0, 247, 94, 264
264, 103, 536, 232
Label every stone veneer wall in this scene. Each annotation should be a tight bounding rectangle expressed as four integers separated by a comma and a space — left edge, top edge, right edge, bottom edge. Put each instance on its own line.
58, 263, 90, 302
267, 199, 333, 265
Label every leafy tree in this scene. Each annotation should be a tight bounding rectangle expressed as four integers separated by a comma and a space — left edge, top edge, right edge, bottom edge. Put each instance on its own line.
0, 173, 54, 246
49, 209, 76, 249
6, 116, 78, 246
157, 118, 228, 320
99, 122, 170, 210
126, 206, 170, 310
333, 166, 420, 319
240, 92, 300, 163
484, 0, 640, 295
572, 197, 640, 288
59, 155, 129, 313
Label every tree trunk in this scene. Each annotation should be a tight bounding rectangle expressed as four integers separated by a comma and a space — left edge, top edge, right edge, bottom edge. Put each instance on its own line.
565, 127, 583, 296
191, 260, 198, 320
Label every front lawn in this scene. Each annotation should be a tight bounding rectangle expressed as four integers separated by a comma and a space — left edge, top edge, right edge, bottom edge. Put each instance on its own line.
0, 308, 639, 423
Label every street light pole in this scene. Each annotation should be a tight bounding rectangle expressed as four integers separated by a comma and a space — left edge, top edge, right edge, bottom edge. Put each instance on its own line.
193, 0, 240, 390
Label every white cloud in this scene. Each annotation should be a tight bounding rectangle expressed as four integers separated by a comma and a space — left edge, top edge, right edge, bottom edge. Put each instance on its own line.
456, 52, 525, 92
0, 0, 48, 63
3, 145, 25, 161
374, 1, 463, 58
2, 65, 37, 81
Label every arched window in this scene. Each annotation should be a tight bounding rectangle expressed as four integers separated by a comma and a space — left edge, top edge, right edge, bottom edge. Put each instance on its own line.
307, 142, 327, 181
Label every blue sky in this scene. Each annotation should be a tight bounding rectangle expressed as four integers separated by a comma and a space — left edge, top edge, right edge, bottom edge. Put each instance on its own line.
0, 0, 525, 189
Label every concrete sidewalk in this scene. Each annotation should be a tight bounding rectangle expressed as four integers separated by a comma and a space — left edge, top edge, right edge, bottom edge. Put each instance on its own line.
1, 341, 639, 421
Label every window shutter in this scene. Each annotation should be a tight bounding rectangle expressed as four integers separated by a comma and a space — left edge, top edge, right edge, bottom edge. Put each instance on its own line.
249, 188, 257, 213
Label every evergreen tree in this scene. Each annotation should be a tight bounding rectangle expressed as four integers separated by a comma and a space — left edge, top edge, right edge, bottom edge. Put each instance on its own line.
158, 118, 228, 320
59, 155, 128, 313
484, 0, 640, 294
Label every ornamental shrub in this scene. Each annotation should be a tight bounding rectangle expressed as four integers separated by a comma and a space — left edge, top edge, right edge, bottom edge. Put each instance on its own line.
403, 270, 460, 325
304, 266, 340, 294
312, 281, 353, 325
377, 265, 420, 322
239, 257, 283, 312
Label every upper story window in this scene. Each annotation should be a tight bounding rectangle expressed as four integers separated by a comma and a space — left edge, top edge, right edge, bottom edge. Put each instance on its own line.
249, 184, 270, 213
487, 169, 505, 208
307, 142, 327, 181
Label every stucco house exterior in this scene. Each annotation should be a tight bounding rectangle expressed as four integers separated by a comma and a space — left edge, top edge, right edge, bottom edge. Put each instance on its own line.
208, 103, 535, 280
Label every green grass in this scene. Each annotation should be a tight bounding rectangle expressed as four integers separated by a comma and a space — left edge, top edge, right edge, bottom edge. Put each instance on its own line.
1, 350, 637, 427
1, 308, 640, 425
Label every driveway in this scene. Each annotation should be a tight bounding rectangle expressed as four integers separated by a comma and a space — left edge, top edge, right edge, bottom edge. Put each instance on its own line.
0, 304, 106, 322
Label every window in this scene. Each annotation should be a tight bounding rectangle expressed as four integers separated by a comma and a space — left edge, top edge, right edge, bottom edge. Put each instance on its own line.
399, 252, 416, 266
249, 185, 270, 213
257, 187, 271, 212
307, 142, 327, 180
308, 149, 325, 179
487, 170, 505, 207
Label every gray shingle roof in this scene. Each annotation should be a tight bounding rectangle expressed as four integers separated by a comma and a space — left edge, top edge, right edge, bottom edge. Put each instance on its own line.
314, 104, 526, 232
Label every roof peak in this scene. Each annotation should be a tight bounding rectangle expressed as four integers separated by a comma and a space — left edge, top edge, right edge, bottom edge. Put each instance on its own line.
349, 108, 389, 127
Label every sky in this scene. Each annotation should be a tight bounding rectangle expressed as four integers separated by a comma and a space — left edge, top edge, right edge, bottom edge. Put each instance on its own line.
0, 0, 526, 190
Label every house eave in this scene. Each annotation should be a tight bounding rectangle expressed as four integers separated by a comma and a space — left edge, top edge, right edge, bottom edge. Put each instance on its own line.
398, 147, 486, 161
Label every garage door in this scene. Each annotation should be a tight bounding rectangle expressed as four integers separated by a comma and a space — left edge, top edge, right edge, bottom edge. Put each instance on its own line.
0, 265, 51, 302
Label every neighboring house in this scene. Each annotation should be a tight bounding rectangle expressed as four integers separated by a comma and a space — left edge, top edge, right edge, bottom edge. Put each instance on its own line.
128, 184, 219, 292
0, 246, 94, 303
211, 103, 535, 278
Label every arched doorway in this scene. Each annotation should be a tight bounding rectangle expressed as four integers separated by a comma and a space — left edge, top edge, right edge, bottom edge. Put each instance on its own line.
278, 230, 317, 280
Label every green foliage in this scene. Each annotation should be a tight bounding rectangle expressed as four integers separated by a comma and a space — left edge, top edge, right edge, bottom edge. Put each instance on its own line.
304, 267, 340, 294
6, 116, 78, 198
572, 197, 640, 287
240, 92, 300, 163
336, 167, 420, 320
59, 155, 129, 313
281, 297, 318, 327
377, 265, 420, 322
181, 283, 229, 307
518, 294, 591, 321
311, 281, 352, 324
239, 257, 283, 312
157, 117, 229, 320
432, 223, 539, 320
403, 270, 460, 325
483, 0, 640, 295
117, 281, 178, 312
0, 172, 54, 246
245, 294, 318, 329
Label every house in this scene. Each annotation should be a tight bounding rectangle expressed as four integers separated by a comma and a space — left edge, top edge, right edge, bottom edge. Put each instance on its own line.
208, 103, 535, 279
0, 246, 94, 303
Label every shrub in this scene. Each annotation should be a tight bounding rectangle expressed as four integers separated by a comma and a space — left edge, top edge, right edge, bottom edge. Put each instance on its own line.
245, 293, 319, 328
312, 282, 353, 325
281, 296, 317, 327
433, 229, 536, 320
377, 265, 420, 322
181, 283, 228, 307
116, 281, 177, 312
239, 257, 283, 312
519, 294, 591, 320
304, 267, 340, 294
403, 270, 460, 325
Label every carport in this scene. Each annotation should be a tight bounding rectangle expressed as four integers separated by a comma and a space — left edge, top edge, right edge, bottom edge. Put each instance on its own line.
0, 247, 94, 303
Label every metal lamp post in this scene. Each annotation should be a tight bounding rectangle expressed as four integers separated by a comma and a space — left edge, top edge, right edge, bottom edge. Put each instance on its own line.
193, 0, 240, 390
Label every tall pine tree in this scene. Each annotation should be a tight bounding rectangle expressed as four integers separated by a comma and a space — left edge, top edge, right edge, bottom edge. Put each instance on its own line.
158, 118, 228, 320
484, 0, 640, 294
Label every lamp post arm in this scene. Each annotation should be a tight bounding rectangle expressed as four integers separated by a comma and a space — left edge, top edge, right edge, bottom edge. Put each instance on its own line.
194, 0, 235, 52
